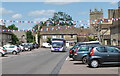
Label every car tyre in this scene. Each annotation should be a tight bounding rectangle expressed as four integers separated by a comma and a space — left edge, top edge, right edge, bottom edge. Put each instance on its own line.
12, 51, 17, 55
82, 57, 87, 64
0, 53, 3, 57
90, 60, 99, 68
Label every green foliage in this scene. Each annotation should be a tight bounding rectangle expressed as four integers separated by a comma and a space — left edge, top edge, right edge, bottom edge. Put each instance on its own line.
7, 24, 19, 45
8, 24, 18, 30
26, 31, 34, 43
33, 24, 43, 30
87, 36, 97, 41
33, 12, 74, 27
48, 12, 73, 26
11, 34, 19, 45
46, 37, 52, 44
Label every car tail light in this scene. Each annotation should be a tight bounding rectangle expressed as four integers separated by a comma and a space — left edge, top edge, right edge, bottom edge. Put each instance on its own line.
69, 49, 72, 54
2, 49, 6, 51
90, 48, 95, 55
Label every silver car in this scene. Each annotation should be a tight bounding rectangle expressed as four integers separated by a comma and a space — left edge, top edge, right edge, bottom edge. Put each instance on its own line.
3, 45, 21, 55
0, 47, 7, 57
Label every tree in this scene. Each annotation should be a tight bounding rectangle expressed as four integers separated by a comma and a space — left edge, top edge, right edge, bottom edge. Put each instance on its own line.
48, 12, 74, 26
8, 24, 19, 44
11, 34, 19, 45
26, 31, 34, 43
8, 24, 18, 30
46, 37, 52, 44
87, 36, 97, 41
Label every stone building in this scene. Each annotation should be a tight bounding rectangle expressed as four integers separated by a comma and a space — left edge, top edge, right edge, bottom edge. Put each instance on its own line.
99, 21, 112, 45
110, 7, 120, 46
38, 26, 91, 47
0, 25, 12, 46
13, 31, 27, 43
89, 8, 113, 45
90, 9, 103, 33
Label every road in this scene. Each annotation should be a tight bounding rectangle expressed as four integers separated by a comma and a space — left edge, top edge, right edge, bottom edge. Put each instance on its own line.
2, 48, 68, 75
1, 48, 120, 76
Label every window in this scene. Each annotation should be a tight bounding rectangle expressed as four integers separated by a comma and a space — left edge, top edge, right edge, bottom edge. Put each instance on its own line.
61, 35, 64, 38
52, 35, 56, 38
78, 46, 89, 51
71, 35, 73, 38
96, 47, 107, 52
43, 35, 47, 39
106, 47, 119, 53
9, 46, 15, 48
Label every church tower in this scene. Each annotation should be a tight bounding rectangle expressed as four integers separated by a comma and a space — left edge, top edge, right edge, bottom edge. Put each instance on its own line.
89, 9, 103, 33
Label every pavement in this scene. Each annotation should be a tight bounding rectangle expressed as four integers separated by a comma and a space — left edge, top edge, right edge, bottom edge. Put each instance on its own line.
59, 56, 119, 74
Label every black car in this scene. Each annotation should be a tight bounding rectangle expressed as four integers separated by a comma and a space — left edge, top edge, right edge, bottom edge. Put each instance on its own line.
87, 45, 120, 68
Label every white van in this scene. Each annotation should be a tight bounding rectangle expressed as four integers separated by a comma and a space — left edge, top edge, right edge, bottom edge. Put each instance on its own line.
42, 43, 51, 48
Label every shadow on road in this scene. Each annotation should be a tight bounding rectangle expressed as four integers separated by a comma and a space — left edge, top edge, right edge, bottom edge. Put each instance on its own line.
2, 56, 8, 57
86, 65, 120, 68
74, 62, 85, 65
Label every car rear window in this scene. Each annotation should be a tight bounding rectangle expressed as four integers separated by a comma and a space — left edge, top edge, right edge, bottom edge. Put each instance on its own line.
78, 46, 89, 51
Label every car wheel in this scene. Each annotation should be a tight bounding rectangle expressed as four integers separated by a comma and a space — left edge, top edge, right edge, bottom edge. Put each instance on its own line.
82, 57, 87, 64
12, 51, 17, 55
90, 60, 99, 68
0, 53, 3, 57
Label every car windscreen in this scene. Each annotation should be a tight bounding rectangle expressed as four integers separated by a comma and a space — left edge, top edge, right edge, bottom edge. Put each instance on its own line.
52, 42, 63, 47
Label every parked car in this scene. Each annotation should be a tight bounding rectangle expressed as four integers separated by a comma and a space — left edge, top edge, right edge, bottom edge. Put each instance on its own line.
0, 47, 7, 57
33, 43, 39, 49
28, 43, 35, 49
17, 45, 24, 52
72, 45, 99, 64
21, 43, 32, 51
24, 45, 31, 51
69, 41, 100, 58
87, 45, 120, 68
3, 45, 21, 55
69, 42, 86, 58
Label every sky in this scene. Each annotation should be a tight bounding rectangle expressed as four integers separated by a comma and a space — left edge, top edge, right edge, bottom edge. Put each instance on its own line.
0, 1, 119, 30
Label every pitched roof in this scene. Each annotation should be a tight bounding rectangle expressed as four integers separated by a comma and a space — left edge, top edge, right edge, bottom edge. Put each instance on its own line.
0, 25, 13, 34
40, 26, 92, 35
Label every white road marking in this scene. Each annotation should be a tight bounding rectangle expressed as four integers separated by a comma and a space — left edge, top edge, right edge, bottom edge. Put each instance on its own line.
66, 56, 69, 60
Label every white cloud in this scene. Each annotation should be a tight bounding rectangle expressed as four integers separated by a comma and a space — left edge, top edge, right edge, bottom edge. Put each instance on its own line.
34, 18, 48, 21
1, 0, 120, 2
44, 0, 81, 5
28, 10, 55, 17
12, 14, 22, 19
0, 8, 14, 15
110, 1, 118, 5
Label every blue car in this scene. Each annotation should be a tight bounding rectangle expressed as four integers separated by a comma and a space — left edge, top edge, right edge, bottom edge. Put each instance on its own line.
73, 45, 100, 64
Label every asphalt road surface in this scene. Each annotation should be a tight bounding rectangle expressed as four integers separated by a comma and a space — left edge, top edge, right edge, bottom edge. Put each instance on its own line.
1, 48, 120, 76
2, 48, 68, 74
